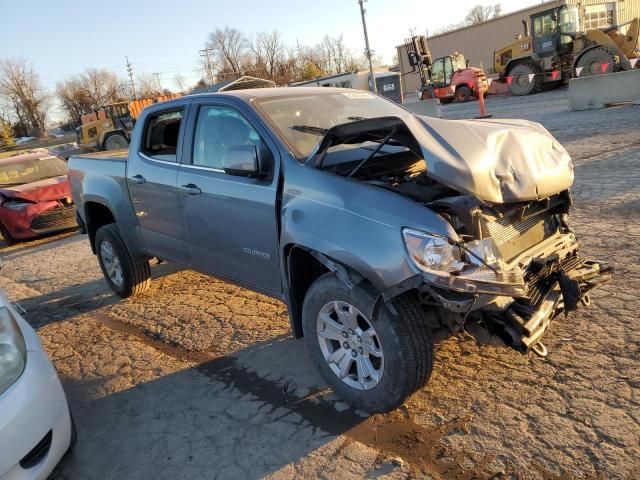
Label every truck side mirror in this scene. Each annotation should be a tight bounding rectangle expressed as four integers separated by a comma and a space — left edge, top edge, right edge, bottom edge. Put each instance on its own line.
223, 145, 268, 178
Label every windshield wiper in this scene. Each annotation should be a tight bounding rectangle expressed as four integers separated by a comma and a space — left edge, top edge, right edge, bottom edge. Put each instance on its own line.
347, 127, 397, 178
290, 125, 327, 136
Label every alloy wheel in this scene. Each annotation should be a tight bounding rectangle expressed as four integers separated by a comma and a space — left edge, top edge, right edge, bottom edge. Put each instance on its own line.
100, 240, 124, 287
316, 300, 384, 390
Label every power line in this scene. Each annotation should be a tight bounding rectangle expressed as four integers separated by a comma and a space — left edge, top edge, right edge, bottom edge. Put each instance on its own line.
126, 56, 137, 99
152, 72, 162, 91
198, 48, 216, 86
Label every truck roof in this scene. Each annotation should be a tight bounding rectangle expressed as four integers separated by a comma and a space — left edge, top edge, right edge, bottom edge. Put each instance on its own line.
184, 86, 356, 102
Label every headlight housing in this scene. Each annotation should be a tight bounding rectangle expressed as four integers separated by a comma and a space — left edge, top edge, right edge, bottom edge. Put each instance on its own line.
402, 228, 525, 296
0, 306, 27, 395
402, 229, 465, 276
2, 200, 33, 211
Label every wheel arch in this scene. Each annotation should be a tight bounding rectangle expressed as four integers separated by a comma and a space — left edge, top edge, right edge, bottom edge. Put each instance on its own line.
283, 244, 380, 338
84, 201, 116, 254
504, 56, 537, 77
572, 44, 623, 70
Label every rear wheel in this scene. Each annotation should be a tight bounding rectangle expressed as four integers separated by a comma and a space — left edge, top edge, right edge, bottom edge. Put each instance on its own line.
302, 273, 434, 413
103, 134, 128, 151
507, 63, 542, 96
95, 224, 150, 298
455, 85, 472, 102
577, 47, 630, 76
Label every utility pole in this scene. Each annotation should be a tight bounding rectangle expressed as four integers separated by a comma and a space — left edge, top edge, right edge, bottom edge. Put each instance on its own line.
358, 0, 377, 93
126, 56, 137, 99
199, 48, 216, 87
153, 72, 162, 91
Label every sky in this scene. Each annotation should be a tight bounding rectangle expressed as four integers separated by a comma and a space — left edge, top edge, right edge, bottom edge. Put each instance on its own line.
1, 0, 537, 121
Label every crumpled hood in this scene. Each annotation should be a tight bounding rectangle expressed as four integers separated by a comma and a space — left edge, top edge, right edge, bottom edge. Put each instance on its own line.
0, 175, 71, 203
405, 115, 574, 203
311, 114, 574, 204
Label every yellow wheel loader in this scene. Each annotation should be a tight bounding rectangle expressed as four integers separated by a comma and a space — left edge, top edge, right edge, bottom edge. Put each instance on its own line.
76, 102, 133, 151
76, 94, 181, 151
494, 4, 639, 96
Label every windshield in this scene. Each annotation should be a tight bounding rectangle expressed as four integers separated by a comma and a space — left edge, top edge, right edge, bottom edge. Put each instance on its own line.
559, 6, 580, 34
0, 156, 68, 187
255, 91, 409, 159
451, 53, 466, 71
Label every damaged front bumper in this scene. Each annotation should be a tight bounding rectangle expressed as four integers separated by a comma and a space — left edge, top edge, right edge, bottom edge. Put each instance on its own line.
492, 256, 612, 353
390, 231, 612, 355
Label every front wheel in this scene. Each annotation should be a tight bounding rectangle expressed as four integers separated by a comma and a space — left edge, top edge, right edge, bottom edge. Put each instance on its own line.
455, 86, 472, 102
302, 273, 434, 413
507, 63, 541, 96
95, 224, 150, 298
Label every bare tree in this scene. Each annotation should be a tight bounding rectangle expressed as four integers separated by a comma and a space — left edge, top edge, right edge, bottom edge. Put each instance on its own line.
0, 58, 49, 137
206, 26, 247, 76
256, 30, 285, 79
136, 73, 163, 97
80, 68, 119, 108
465, 4, 497, 25
173, 73, 187, 93
56, 68, 121, 125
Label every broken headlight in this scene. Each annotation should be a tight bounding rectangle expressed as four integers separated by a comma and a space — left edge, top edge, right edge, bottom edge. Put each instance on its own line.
402, 228, 525, 296
402, 229, 465, 276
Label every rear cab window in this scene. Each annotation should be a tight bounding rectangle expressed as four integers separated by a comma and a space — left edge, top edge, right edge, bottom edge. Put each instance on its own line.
141, 109, 184, 162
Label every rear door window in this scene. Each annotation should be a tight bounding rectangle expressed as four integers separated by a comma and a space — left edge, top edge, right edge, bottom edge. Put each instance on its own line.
142, 109, 183, 162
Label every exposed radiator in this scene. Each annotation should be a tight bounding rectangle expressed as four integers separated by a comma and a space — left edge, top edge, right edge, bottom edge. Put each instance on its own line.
486, 210, 555, 261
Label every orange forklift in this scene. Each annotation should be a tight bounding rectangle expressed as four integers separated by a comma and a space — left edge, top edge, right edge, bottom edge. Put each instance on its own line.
404, 35, 488, 103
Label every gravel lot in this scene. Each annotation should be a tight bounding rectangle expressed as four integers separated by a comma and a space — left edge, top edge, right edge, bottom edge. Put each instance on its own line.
1, 88, 638, 479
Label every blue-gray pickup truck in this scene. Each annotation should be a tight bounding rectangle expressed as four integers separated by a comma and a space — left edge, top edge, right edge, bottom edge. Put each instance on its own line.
68, 87, 611, 412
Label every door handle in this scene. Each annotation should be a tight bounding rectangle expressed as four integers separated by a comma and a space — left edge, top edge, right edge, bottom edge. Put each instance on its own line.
180, 184, 202, 195
132, 174, 146, 185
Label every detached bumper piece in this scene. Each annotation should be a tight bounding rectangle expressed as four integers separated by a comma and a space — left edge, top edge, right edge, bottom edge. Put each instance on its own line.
487, 255, 612, 355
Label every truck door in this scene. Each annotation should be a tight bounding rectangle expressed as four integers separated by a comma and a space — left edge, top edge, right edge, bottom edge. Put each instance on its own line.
177, 100, 282, 296
126, 103, 189, 262
532, 10, 559, 56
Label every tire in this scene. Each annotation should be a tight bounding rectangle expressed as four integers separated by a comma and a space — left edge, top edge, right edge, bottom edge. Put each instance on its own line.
0, 223, 16, 246
507, 63, 542, 96
103, 134, 128, 151
95, 224, 150, 298
302, 273, 434, 413
455, 85, 472, 102
577, 47, 631, 76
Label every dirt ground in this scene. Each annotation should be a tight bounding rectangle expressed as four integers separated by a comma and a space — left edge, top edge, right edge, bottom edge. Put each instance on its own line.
1, 89, 638, 479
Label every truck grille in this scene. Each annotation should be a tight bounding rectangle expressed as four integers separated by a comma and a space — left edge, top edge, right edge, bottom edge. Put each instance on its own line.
30, 204, 76, 232
487, 210, 555, 261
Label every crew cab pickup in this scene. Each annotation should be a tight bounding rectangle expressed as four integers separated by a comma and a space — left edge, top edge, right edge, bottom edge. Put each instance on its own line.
69, 88, 611, 413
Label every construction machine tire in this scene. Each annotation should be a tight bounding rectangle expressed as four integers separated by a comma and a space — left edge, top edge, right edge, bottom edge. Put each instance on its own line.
104, 134, 129, 151
577, 47, 631, 76
507, 63, 541, 96
455, 86, 472, 102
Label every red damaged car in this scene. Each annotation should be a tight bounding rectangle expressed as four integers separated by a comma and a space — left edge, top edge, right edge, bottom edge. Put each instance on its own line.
0, 152, 76, 244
